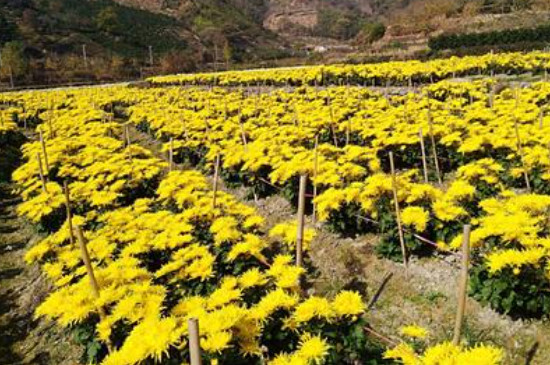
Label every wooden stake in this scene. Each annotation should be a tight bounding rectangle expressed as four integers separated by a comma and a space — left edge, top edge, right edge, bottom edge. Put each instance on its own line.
75, 226, 101, 299
75, 226, 113, 353
427, 110, 442, 185
39, 129, 50, 172
540, 107, 544, 130
63, 181, 76, 247
312, 136, 319, 225
452, 224, 471, 346
296, 174, 307, 267
125, 124, 131, 147
212, 154, 220, 209
48, 108, 54, 138
346, 118, 351, 146
419, 128, 429, 183
389, 152, 408, 276
514, 118, 531, 191
188, 318, 202, 365
37, 153, 47, 192
169, 137, 174, 172
240, 121, 248, 149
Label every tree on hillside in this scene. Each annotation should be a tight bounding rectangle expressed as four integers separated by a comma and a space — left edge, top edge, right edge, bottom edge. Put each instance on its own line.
0, 41, 28, 78
0, 12, 17, 45
357, 22, 386, 46
223, 39, 232, 70
95, 6, 120, 34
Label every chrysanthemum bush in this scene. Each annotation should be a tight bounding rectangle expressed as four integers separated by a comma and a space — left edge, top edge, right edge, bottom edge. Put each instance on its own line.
11, 93, 381, 364
385, 325, 504, 365
25, 169, 375, 364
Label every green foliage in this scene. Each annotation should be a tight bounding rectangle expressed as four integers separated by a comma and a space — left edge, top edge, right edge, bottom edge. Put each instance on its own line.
357, 22, 386, 45
429, 23, 550, 51
0, 12, 17, 45
315, 8, 367, 40
470, 264, 550, 319
1, 41, 28, 77
72, 320, 108, 364
95, 5, 120, 34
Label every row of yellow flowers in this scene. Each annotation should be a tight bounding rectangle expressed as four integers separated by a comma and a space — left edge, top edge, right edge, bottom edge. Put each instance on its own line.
115, 78, 550, 317
148, 51, 550, 86
4, 87, 370, 364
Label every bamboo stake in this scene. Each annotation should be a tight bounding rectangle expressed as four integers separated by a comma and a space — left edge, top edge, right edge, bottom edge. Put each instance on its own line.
125, 124, 131, 147
39, 129, 50, 172
75, 226, 101, 298
514, 118, 531, 191
452, 224, 471, 346
63, 181, 76, 247
312, 136, 319, 225
37, 153, 47, 192
346, 116, 351, 145
212, 154, 220, 209
296, 174, 307, 267
75, 226, 112, 353
427, 110, 442, 185
169, 137, 174, 172
327, 96, 339, 147
389, 152, 408, 276
419, 128, 429, 183
188, 318, 202, 365
48, 107, 54, 138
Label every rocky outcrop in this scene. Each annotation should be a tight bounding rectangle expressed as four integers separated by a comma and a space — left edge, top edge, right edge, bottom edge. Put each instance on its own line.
264, 0, 318, 32
263, 0, 375, 34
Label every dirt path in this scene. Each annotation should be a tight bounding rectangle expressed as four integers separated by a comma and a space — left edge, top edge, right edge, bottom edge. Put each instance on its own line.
0, 163, 80, 363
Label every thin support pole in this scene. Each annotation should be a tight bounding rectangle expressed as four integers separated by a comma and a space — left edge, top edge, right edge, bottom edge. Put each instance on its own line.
428, 111, 442, 185
312, 136, 319, 225
419, 128, 429, 183
514, 118, 531, 191
212, 154, 220, 209
296, 174, 307, 267
74, 226, 112, 353
37, 153, 48, 193
169, 138, 174, 172
63, 181, 76, 247
39, 129, 50, 172
389, 152, 408, 276
188, 318, 202, 365
75, 226, 101, 298
452, 225, 471, 346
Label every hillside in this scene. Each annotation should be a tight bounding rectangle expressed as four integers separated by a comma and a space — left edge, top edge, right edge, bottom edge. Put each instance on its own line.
0, 0, 285, 87
2, 0, 550, 88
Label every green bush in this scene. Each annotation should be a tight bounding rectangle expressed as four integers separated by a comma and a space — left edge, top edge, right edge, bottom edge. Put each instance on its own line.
429, 24, 550, 51
470, 264, 550, 319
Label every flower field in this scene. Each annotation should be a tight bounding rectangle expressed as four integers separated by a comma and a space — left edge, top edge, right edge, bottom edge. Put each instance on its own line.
3, 51, 550, 364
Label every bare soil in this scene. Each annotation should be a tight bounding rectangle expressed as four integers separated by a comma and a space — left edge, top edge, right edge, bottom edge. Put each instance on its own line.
0, 183, 81, 365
